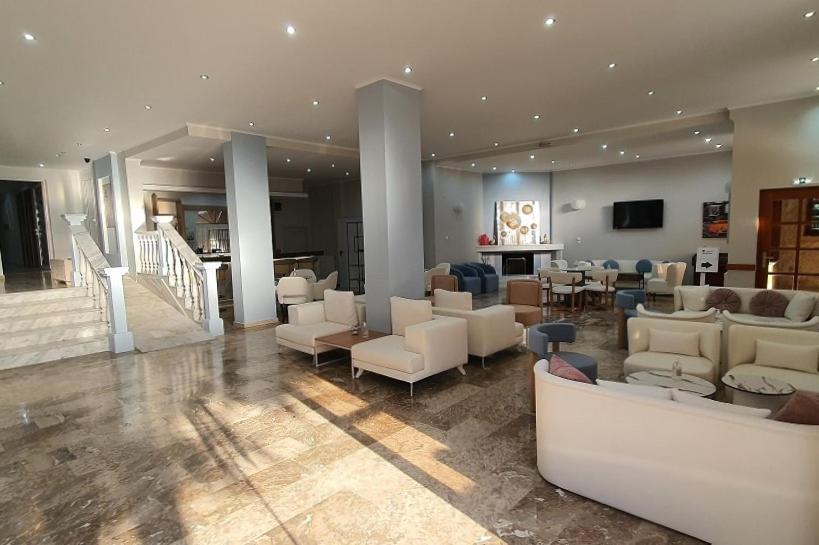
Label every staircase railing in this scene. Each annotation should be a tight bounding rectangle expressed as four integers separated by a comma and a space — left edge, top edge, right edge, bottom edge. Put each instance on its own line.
136, 216, 224, 336
63, 214, 134, 353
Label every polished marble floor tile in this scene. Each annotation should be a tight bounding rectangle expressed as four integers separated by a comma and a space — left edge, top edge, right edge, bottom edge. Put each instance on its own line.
0, 293, 702, 545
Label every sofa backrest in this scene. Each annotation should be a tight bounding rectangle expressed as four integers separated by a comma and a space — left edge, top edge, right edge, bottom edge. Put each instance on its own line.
507, 279, 542, 306
590, 259, 662, 274
323, 290, 359, 326
676, 285, 819, 316
727, 324, 819, 370
628, 317, 720, 363
390, 296, 433, 336
433, 289, 472, 310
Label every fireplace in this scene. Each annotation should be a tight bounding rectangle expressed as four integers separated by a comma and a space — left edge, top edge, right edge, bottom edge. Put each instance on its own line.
501, 252, 534, 275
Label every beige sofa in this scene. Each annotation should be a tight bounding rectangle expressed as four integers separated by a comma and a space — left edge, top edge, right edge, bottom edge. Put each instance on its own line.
625, 317, 721, 383
534, 362, 819, 545
636, 303, 718, 323
275, 290, 359, 366
430, 289, 524, 367
351, 297, 468, 395
726, 324, 819, 393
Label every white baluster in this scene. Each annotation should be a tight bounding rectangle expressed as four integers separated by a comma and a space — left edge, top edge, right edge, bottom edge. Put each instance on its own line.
103, 267, 134, 353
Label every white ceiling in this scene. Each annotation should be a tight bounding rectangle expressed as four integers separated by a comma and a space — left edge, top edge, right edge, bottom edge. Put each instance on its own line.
0, 0, 817, 177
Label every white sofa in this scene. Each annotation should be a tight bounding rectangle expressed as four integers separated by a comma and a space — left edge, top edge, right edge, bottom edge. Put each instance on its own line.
430, 289, 523, 367
275, 290, 359, 366
625, 317, 721, 383
589, 259, 659, 275
351, 296, 468, 395
311, 271, 338, 300
726, 324, 819, 394
636, 303, 718, 323
534, 362, 819, 545
646, 262, 686, 297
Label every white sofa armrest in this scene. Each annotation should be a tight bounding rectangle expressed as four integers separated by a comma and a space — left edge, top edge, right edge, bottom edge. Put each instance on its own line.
404, 316, 468, 373
637, 304, 717, 323
723, 311, 819, 330
289, 301, 327, 325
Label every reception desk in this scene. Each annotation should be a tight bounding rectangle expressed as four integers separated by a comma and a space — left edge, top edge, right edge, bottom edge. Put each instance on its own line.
476, 244, 565, 275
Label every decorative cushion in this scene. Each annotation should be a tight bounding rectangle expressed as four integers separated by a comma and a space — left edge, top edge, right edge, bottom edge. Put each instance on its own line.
705, 288, 741, 312
597, 379, 672, 400
784, 292, 817, 322
323, 290, 359, 326
603, 259, 619, 270
680, 286, 711, 311
671, 389, 771, 418
774, 392, 819, 425
548, 354, 592, 384
390, 297, 433, 336
755, 339, 819, 374
749, 290, 789, 318
648, 328, 700, 357
433, 289, 472, 311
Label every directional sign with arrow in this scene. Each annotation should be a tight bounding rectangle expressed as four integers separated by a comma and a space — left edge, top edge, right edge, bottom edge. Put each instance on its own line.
696, 248, 719, 274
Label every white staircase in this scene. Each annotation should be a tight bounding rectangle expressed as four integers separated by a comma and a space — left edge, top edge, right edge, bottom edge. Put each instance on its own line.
0, 287, 110, 371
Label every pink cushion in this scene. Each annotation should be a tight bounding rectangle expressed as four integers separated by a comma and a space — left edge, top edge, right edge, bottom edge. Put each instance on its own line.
774, 391, 819, 425
549, 354, 592, 384
705, 288, 741, 312
749, 290, 789, 318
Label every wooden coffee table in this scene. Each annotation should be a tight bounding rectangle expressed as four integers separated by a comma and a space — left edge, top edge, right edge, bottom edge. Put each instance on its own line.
315, 330, 388, 378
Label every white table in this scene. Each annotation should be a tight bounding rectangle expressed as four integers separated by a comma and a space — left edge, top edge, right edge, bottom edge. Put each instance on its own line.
722, 373, 795, 413
626, 370, 716, 397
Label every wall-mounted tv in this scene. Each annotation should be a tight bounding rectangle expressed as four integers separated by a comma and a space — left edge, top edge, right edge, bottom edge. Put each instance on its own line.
612, 199, 664, 229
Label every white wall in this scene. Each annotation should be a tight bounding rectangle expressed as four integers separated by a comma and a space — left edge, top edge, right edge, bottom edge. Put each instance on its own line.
552, 152, 731, 269
482, 172, 552, 240
0, 164, 85, 260
726, 96, 819, 286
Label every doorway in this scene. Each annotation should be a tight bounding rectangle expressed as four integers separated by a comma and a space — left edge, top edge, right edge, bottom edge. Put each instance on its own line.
756, 186, 819, 291
0, 180, 50, 271
338, 219, 364, 293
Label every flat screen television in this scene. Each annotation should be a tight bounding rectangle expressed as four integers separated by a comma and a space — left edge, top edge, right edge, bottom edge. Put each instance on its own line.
612, 199, 664, 229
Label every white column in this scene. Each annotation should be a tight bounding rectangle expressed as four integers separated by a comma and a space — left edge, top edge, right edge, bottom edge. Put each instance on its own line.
152, 215, 174, 276
103, 266, 135, 353
356, 79, 425, 332
63, 214, 87, 287
224, 132, 277, 326
198, 262, 225, 336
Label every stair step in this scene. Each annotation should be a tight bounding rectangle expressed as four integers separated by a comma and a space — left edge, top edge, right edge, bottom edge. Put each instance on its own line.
0, 308, 102, 333
0, 322, 110, 351
0, 335, 110, 372
0, 296, 96, 318
0, 287, 86, 305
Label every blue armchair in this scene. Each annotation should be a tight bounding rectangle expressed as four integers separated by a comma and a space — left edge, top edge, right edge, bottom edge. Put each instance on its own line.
614, 289, 646, 348
451, 264, 482, 295
466, 262, 499, 293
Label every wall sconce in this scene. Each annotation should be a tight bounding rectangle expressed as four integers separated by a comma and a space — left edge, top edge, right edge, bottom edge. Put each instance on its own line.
570, 199, 587, 211
452, 202, 464, 214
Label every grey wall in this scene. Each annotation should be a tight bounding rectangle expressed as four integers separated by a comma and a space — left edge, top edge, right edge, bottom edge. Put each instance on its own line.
482, 172, 552, 240
551, 152, 731, 269
307, 178, 362, 277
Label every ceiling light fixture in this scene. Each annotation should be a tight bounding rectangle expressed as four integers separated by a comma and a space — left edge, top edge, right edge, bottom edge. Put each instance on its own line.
608, 63, 617, 69
480, 95, 487, 102
529, 154, 535, 159
306, 168, 312, 173
104, 127, 111, 132
693, 130, 701, 135
403, 65, 413, 74
647, 90, 655, 96
619, 150, 625, 156
471, 162, 476, 167
209, 157, 215, 162
511, 169, 516, 173
345, 171, 350, 176
312, 99, 319, 106
675, 109, 684, 115
23, 32, 35, 41
331, 163, 335, 168
431, 153, 436, 157
572, 128, 580, 134
551, 160, 556, 164
635, 154, 641, 159
493, 142, 499, 147
492, 166, 497, 171
286, 157, 291, 163
144, 104, 152, 110
715, 144, 723, 149
0, 81, 4, 86
199, 74, 209, 80
286, 24, 296, 35
544, 17, 557, 26
704, 137, 712, 143
532, 114, 541, 120
449, 131, 455, 137
325, 135, 331, 141
805, 10, 816, 18
248, 121, 255, 127
38, 163, 44, 167
601, 144, 608, 150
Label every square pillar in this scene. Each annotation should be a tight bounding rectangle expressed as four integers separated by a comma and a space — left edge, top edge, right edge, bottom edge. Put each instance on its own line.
224, 132, 277, 326
356, 79, 425, 332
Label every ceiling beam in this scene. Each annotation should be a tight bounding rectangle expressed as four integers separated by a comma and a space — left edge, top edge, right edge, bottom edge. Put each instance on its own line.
187, 123, 359, 157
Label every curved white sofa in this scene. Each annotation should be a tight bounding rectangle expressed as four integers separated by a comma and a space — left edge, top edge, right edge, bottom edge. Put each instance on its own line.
636, 303, 717, 323
534, 361, 819, 545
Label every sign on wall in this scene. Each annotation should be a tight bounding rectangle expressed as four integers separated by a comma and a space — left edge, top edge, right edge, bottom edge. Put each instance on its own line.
695, 247, 720, 274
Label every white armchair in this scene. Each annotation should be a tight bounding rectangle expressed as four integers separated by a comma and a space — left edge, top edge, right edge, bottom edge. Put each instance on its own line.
311, 271, 338, 300
636, 304, 718, 323
275, 290, 359, 366
351, 296, 468, 395
277, 277, 313, 320
646, 262, 686, 298
625, 317, 721, 383
290, 268, 318, 283
550, 259, 569, 270
431, 289, 524, 367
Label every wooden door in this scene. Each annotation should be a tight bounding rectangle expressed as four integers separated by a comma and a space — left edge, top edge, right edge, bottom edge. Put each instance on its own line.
757, 187, 819, 291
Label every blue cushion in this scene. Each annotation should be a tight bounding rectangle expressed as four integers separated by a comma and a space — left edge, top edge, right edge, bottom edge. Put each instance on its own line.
635, 259, 653, 274
603, 259, 619, 270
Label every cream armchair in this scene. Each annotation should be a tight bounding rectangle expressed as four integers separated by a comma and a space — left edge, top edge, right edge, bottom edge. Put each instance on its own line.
311, 271, 338, 300
646, 262, 686, 298
431, 289, 524, 367
275, 290, 359, 366
351, 297, 468, 395
625, 317, 721, 383
726, 324, 819, 393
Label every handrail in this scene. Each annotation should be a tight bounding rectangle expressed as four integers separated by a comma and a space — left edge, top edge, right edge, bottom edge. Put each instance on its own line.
63, 214, 134, 353
136, 216, 224, 336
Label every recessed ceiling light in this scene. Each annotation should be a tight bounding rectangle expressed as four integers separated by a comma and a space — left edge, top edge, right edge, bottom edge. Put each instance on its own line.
312, 99, 319, 106
529, 154, 535, 159
492, 166, 497, 171
55, 153, 60, 158
248, 121, 255, 127
144, 104, 152, 110
493, 142, 500, 147
675, 109, 684, 115
286, 24, 296, 35
403, 65, 413, 74
715, 144, 723, 149
331, 163, 335, 168
816, 86, 819, 92
647, 90, 655, 96
325, 135, 331, 141
306, 168, 312, 173
286, 157, 291, 163
608, 63, 617, 69
635, 154, 641, 159
544, 17, 557, 26
551, 160, 556, 164
619, 150, 625, 156
0, 81, 5, 86
23, 32, 35, 41
480, 95, 487, 102
449, 131, 455, 137
601, 144, 608, 150
431, 153, 436, 157
104, 127, 111, 132
200, 74, 209, 80
693, 130, 701, 135
805, 10, 816, 18
471, 162, 476, 167
511, 169, 516, 173
532, 114, 541, 120
209, 157, 215, 162
812, 57, 819, 63
345, 171, 350, 176
572, 128, 580, 134
38, 163, 44, 167
704, 137, 712, 143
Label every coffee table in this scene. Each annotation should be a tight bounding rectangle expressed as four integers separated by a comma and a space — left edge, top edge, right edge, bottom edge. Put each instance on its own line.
721, 373, 795, 413
315, 330, 388, 378
626, 370, 716, 397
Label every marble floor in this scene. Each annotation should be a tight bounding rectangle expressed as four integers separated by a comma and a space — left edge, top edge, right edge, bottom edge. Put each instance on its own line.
0, 267, 60, 295
0, 293, 703, 545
